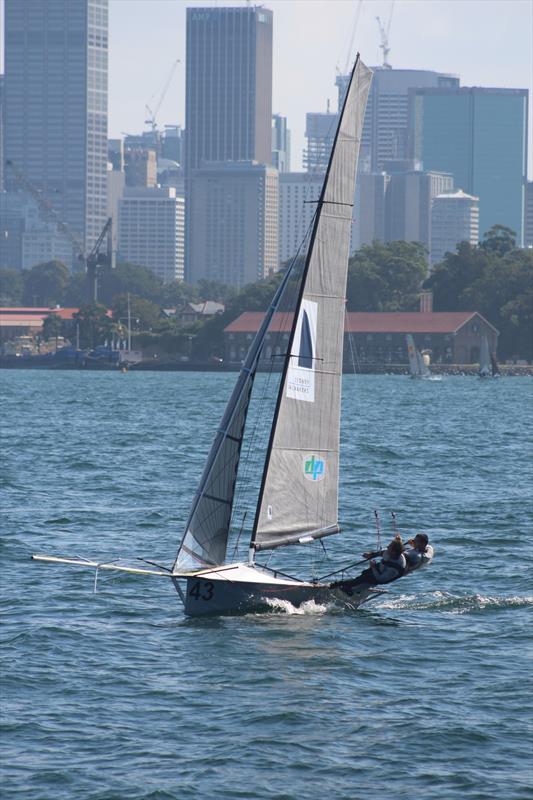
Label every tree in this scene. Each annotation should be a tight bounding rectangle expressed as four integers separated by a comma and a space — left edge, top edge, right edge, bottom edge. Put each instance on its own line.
73, 303, 112, 349
0, 269, 25, 305
424, 241, 492, 311
347, 241, 428, 311
42, 312, 64, 351
22, 260, 70, 307
97, 262, 163, 306
111, 294, 161, 333
480, 224, 517, 257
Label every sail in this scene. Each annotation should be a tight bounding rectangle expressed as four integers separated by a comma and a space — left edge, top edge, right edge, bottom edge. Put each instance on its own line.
172, 264, 304, 573
418, 350, 431, 378
479, 335, 491, 377
406, 334, 419, 376
251, 58, 373, 552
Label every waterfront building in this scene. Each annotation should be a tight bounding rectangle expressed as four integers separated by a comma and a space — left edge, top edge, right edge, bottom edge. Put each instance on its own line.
3, 0, 109, 263
272, 114, 291, 173
430, 190, 480, 265
118, 187, 184, 283
187, 162, 278, 287
224, 310, 498, 366
278, 172, 322, 265
410, 86, 528, 243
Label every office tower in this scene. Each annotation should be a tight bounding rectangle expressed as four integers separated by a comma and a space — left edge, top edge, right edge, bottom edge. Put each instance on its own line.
410, 86, 528, 243
124, 147, 157, 188
304, 111, 339, 173
188, 162, 278, 287
0, 76, 4, 191
524, 181, 533, 249
384, 163, 453, 248
0, 193, 73, 270
430, 190, 479, 265
186, 6, 273, 171
118, 187, 184, 283
278, 172, 322, 265
185, 5, 274, 282
161, 126, 183, 164
108, 139, 124, 172
362, 68, 459, 171
355, 173, 390, 248
3, 0, 109, 264
272, 115, 291, 173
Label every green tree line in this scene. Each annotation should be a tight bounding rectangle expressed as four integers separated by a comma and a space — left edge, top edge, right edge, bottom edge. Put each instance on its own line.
1, 225, 531, 359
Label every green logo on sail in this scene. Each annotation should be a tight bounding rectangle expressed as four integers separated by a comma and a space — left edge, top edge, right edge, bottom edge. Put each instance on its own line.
304, 455, 325, 481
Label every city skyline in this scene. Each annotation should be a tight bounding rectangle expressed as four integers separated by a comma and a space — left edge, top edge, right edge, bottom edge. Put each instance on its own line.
103, 0, 531, 176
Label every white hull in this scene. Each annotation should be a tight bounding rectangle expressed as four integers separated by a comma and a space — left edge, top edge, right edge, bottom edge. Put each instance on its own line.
173, 563, 380, 617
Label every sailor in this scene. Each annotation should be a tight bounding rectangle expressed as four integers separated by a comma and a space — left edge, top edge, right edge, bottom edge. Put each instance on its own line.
404, 533, 433, 573
333, 537, 406, 595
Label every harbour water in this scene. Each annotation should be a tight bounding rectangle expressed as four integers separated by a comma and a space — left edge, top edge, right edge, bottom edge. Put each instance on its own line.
1, 370, 532, 800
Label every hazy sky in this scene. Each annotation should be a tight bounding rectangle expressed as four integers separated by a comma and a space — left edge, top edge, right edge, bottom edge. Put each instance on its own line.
105, 0, 532, 174
0, 0, 532, 173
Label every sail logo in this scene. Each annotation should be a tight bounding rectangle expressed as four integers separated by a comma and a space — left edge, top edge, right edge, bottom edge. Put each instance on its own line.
287, 300, 317, 403
304, 454, 325, 481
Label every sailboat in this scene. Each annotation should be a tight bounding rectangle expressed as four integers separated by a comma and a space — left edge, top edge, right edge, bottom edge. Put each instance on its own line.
33, 57, 385, 616
479, 335, 499, 378
405, 334, 441, 381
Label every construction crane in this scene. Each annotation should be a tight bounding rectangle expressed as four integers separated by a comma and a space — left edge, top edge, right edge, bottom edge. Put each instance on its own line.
144, 59, 181, 133
376, 1, 395, 69
6, 159, 113, 303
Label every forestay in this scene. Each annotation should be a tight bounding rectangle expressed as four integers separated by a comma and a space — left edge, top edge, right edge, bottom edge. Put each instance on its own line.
252, 58, 372, 552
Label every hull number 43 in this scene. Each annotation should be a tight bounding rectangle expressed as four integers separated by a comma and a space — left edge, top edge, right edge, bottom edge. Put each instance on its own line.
188, 580, 214, 601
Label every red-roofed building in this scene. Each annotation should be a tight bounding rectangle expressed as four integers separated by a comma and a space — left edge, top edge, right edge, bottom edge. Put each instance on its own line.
224, 311, 498, 366
0, 307, 80, 344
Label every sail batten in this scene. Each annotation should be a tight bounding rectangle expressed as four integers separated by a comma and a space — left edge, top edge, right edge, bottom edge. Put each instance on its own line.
251, 57, 372, 554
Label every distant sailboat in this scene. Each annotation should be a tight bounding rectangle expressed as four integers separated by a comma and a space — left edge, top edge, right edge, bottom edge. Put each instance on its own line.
33, 58, 406, 616
406, 334, 441, 381
479, 335, 500, 378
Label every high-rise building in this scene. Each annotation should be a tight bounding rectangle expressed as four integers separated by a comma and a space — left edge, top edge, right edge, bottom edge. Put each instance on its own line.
384, 162, 453, 248
303, 112, 339, 173
410, 86, 528, 243
0, 76, 4, 191
185, 6, 273, 172
355, 172, 390, 248
278, 172, 322, 265
185, 5, 274, 282
118, 187, 184, 283
430, 190, 479, 265
524, 181, 533, 249
188, 162, 278, 287
272, 114, 291, 173
3, 0, 109, 263
124, 147, 157, 188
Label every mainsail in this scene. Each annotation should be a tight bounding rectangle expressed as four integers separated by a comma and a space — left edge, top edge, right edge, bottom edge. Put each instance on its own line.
251, 57, 372, 552
479, 335, 491, 377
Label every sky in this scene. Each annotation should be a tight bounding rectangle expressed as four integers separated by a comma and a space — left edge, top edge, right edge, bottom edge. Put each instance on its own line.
104, 0, 532, 175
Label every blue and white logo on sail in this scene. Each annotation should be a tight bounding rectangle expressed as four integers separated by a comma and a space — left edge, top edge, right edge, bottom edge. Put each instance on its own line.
287, 299, 317, 402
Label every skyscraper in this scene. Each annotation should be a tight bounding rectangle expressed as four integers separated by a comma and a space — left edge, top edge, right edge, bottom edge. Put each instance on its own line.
185, 5, 274, 283
410, 86, 528, 242
3, 0, 108, 264
430, 190, 479, 265
272, 114, 291, 173
185, 6, 273, 172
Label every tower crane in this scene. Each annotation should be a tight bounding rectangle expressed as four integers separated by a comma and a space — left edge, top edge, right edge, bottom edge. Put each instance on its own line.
376, 1, 395, 69
6, 160, 113, 303
144, 59, 181, 133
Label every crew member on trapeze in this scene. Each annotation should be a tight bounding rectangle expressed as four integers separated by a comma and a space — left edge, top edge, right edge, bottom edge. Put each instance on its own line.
332, 532, 433, 596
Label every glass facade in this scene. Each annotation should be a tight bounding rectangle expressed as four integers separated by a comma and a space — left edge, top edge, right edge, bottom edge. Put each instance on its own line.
410, 87, 528, 243
4, 0, 108, 263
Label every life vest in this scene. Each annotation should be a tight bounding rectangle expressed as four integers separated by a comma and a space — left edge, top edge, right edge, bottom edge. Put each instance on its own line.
379, 558, 405, 582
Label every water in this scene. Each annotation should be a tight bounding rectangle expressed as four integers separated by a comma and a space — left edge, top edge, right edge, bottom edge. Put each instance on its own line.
1, 371, 532, 800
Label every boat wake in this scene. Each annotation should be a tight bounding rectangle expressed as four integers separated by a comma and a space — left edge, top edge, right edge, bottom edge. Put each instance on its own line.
263, 597, 333, 615
374, 591, 533, 614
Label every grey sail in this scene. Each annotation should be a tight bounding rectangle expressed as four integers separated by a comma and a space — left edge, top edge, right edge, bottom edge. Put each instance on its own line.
173, 266, 304, 573
406, 334, 420, 376
252, 58, 373, 552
